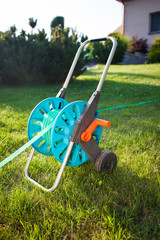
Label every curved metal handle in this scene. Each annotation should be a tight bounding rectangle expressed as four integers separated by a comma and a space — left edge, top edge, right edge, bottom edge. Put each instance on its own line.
62, 37, 117, 92
96, 37, 117, 92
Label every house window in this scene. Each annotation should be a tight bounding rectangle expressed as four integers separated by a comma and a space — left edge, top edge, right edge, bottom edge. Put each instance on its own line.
150, 12, 160, 33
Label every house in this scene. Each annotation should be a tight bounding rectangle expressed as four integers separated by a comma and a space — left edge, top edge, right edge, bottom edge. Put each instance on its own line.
116, 0, 160, 46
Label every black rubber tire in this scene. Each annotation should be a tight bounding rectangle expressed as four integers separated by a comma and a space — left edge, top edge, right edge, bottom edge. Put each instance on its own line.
95, 151, 117, 173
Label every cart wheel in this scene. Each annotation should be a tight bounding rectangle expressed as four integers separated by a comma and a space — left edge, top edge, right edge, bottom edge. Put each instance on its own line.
95, 151, 117, 173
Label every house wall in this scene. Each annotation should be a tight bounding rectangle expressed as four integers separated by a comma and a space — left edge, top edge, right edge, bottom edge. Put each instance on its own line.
123, 0, 160, 45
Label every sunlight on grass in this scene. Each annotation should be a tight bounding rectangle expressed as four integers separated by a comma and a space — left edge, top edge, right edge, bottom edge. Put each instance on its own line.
0, 64, 160, 239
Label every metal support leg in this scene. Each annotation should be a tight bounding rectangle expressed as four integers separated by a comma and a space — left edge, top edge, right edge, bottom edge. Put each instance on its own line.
25, 142, 74, 192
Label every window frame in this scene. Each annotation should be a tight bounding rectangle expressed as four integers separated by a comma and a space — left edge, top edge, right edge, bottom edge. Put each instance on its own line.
149, 11, 160, 34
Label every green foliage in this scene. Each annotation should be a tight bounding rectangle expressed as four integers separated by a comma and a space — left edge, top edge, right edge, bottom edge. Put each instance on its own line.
87, 33, 129, 64
0, 19, 88, 86
28, 17, 37, 30
0, 64, 160, 239
51, 16, 64, 29
127, 36, 148, 54
148, 38, 160, 63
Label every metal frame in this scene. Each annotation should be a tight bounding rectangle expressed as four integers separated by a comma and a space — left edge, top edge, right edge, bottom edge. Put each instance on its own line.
62, 36, 117, 91
25, 142, 74, 192
25, 37, 117, 192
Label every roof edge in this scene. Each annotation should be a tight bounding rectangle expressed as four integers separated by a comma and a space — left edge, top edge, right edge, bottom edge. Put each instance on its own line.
116, 0, 124, 4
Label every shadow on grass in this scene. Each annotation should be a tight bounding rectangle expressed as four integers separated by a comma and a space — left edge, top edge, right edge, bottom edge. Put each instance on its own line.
0, 79, 159, 112
109, 72, 160, 80
0, 146, 160, 239
15, 155, 160, 239
59, 161, 160, 239
83, 70, 160, 79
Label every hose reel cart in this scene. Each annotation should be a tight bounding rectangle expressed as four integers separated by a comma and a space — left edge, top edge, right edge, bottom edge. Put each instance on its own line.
26, 37, 117, 192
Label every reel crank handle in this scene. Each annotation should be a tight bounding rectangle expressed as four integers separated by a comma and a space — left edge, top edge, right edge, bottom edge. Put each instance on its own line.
25, 142, 74, 192
81, 118, 111, 142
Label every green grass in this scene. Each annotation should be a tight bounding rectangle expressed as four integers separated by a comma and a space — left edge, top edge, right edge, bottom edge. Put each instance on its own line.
0, 63, 160, 240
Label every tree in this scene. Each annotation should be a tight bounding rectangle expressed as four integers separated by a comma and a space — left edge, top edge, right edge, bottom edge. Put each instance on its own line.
29, 17, 37, 34
51, 16, 64, 29
20, 29, 26, 38
36, 29, 47, 42
10, 25, 17, 38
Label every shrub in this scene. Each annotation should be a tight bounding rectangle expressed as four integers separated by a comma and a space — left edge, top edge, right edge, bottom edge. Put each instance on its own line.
127, 36, 148, 54
87, 33, 129, 64
108, 33, 129, 63
0, 24, 88, 85
147, 38, 160, 63
0, 35, 51, 85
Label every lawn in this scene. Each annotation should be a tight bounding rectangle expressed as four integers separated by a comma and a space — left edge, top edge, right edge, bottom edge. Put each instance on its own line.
0, 63, 160, 240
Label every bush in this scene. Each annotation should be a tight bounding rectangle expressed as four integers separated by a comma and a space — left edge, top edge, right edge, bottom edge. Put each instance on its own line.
87, 33, 129, 64
147, 38, 160, 63
0, 25, 88, 85
127, 36, 148, 54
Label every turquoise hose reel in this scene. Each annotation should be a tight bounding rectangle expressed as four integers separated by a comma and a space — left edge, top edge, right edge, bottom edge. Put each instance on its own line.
27, 97, 68, 156
27, 98, 102, 166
